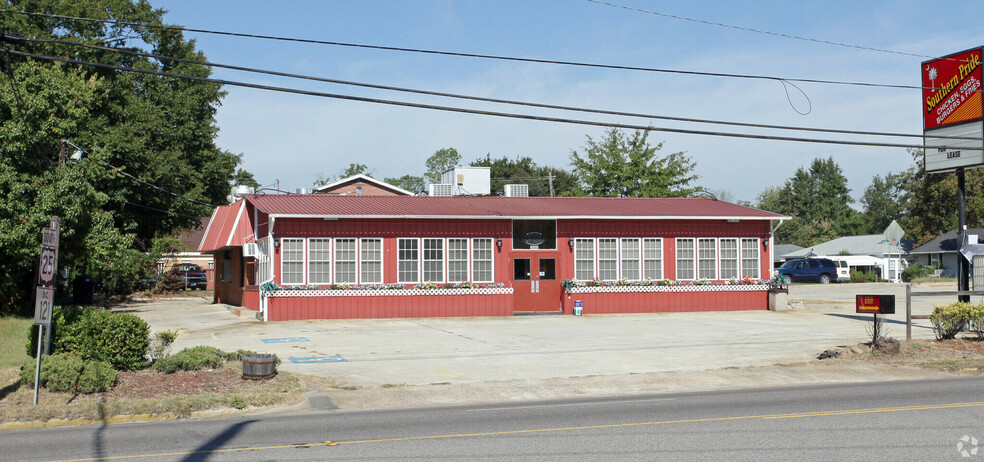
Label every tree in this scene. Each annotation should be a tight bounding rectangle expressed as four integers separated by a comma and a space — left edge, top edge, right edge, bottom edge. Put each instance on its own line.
383, 174, 427, 195
755, 157, 862, 246
897, 149, 984, 245
0, 1, 249, 312
569, 128, 698, 197
425, 147, 461, 183
470, 154, 579, 196
860, 171, 909, 235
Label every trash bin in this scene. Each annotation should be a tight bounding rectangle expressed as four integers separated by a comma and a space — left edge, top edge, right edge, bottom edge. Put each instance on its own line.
72, 275, 95, 305
242, 354, 277, 380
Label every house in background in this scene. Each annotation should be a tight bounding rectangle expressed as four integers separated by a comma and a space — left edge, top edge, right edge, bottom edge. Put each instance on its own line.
159, 217, 215, 289
780, 229, 914, 282
313, 174, 416, 196
909, 228, 984, 278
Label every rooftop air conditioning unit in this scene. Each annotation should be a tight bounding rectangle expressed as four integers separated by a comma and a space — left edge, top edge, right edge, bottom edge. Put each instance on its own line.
243, 243, 258, 258
429, 184, 454, 196
504, 184, 529, 197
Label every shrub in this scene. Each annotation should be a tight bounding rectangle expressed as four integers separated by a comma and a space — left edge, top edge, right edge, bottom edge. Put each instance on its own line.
967, 305, 984, 340
930, 302, 974, 340
20, 353, 117, 393
28, 307, 150, 370
850, 270, 876, 283
148, 329, 179, 362
902, 263, 931, 282
153, 345, 226, 374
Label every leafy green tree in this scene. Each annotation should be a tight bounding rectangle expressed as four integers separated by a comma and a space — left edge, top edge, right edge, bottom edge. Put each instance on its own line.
569, 128, 698, 197
898, 149, 984, 245
0, 1, 248, 312
383, 174, 427, 195
860, 171, 910, 235
425, 147, 461, 183
756, 157, 862, 246
341, 163, 373, 178
470, 154, 578, 196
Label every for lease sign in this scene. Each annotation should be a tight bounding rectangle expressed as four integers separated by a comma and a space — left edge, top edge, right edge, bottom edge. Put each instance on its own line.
923, 48, 983, 130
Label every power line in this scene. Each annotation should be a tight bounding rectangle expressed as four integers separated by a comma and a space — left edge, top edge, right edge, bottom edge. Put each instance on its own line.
584, 0, 941, 61
5, 48, 973, 152
62, 140, 218, 208
10, 34, 980, 142
0, 9, 934, 92
108, 197, 204, 219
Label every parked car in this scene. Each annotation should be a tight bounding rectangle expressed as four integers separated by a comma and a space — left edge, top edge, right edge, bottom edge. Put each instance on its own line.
834, 260, 850, 281
169, 263, 208, 290
774, 258, 839, 284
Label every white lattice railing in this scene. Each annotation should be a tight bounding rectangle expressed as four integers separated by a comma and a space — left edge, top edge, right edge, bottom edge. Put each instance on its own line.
267, 287, 514, 298
565, 284, 770, 294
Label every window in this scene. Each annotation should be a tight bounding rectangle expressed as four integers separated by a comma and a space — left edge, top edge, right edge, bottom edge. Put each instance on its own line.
598, 238, 618, 280
448, 238, 469, 282
334, 238, 357, 284
740, 238, 760, 279
620, 238, 641, 280
719, 238, 738, 280
398, 238, 420, 283
281, 238, 305, 285
643, 238, 662, 280
423, 238, 444, 282
676, 238, 695, 280
360, 238, 382, 284
308, 238, 331, 284
512, 220, 557, 250
472, 238, 493, 282
255, 237, 272, 284
574, 238, 595, 280
697, 238, 717, 280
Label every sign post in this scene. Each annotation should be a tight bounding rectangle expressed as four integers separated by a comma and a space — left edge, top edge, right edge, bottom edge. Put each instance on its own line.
857, 295, 896, 342
33, 217, 59, 406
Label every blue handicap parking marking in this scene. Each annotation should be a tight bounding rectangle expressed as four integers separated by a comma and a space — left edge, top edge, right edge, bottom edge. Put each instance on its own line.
288, 356, 347, 364
260, 337, 310, 344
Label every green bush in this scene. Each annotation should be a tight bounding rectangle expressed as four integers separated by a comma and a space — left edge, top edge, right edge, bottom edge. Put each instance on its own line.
902, 263, 931, 282
20, 353, 117, 393
967, 305, 984, 340
153, 345, 226, 374
148, 329, 179, 362
929, 302, 978, 340
850, 270, 876, 283
27, 307, 150, 370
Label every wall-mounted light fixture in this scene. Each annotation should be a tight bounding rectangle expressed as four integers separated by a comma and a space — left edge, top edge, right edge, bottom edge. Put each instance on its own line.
763, 239, 769, 249
496, 237, 502, 249
273, 235, 280, 249
568, 238, 575, 250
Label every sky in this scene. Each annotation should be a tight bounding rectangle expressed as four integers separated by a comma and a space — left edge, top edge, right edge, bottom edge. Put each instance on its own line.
155, 0, 984, 204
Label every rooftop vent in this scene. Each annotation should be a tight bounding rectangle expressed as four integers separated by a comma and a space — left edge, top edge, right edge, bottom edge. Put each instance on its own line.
504, 184, 529, 197
428, 184, 454, 196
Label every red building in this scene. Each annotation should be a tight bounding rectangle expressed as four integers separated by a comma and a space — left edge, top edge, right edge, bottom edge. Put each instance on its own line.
199, 195, 785, 321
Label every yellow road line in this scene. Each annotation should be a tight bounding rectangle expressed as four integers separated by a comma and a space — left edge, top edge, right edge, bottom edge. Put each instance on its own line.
48, 401, 984, 462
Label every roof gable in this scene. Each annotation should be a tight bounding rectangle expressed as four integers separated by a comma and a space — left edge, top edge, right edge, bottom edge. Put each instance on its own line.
784, 234, 913, 258
313, 174, 415, 196
910, 228, 984, 254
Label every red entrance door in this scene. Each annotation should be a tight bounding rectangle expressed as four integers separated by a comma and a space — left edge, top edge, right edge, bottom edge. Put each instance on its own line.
512, 253, 561, 312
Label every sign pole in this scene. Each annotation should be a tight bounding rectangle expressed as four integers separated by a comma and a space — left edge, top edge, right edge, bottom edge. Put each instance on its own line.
33, 324, 43, 406
957, 169, 970, 302
872, 314, 879, 342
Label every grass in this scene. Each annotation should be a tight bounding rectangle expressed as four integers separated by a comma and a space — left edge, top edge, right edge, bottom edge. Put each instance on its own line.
0, 317, 32, 368
911, 277, 958, 284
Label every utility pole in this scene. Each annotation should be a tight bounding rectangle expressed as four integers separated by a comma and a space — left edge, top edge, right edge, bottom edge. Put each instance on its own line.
548, 174, 555, 197
59, 138, 66, 167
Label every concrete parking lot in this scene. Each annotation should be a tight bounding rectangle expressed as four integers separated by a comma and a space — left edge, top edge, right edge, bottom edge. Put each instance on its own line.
128, 283, 964, 392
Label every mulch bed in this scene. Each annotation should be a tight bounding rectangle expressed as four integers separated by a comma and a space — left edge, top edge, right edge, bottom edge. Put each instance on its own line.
106, 368, 273, 399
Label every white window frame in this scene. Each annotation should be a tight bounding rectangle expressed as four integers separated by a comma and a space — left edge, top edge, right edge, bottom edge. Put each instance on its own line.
740, 238, 760, 279
423, 238, 445, 283
307, 238, 332, 284
280, 238, 306, 285
643, 238, 663, 280
333, 238, 358, 284
447, 238, 470, 283
471, 238, 494, 283
719, 238, 739, 280
574, 238, 596, 281
697, 238, 717, 280
597, 238, 619, 281
360, 238, 383, 284
255, 237, 273, 284
676, 238, 695, 281
397, 238, 421, 284
620, 238, 641, 281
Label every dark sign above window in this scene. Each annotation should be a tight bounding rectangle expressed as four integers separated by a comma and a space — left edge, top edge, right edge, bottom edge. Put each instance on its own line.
512, 220, 556, 250
523, 232, 545, 246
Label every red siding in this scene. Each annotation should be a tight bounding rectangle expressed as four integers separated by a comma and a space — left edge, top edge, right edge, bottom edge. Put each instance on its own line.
561, 291, 767, 314
267, 293, 513, 320
243, 287, 260, 311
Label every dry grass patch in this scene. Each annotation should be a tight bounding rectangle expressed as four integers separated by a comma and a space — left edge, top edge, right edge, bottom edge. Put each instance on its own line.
827, 338, 984, 375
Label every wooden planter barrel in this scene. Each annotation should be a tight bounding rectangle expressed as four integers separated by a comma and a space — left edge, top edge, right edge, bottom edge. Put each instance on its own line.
242, 354, 277, 380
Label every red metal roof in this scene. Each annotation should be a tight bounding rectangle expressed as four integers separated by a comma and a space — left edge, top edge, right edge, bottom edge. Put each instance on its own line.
242, 194, 784, 220
199, 200, 254, 252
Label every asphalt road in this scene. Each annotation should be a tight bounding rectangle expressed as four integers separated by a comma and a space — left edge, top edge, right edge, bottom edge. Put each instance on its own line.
4, 377, 984, 461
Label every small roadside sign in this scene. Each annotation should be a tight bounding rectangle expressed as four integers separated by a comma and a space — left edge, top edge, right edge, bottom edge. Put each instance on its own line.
856, 295, 896, 314
37, 246, 57, 286
34, 287, 53, 326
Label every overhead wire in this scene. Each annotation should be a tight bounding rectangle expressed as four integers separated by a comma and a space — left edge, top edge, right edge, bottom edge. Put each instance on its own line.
62, 140, 218, 208
0, 8, 942, 92
8, 34, 980, 142
4, 48, 974, 151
